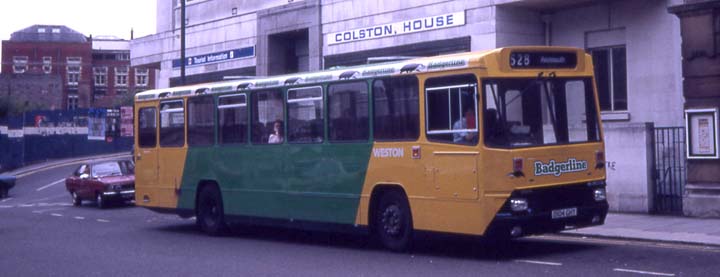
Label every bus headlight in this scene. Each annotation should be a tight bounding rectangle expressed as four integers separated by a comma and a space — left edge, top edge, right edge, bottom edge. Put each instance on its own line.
594, 188, 607, 201
510, 198, 528, 212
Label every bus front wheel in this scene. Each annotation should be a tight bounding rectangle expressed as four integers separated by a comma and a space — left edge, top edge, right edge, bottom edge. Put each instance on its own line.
374, 190, 413, 252
196, 185, 227, 236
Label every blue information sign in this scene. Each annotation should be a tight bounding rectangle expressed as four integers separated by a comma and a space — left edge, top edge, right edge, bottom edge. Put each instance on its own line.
172, 46, 255, 68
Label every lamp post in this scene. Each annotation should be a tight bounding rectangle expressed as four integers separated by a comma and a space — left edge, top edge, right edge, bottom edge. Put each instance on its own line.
180, 0, 186, 86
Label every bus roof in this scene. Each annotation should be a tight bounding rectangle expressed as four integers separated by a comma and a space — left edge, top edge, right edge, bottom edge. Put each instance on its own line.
135, 46, 584, 102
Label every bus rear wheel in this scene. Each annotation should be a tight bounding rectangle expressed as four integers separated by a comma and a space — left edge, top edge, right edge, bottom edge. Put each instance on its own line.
374, 190, 413, 252
196, 185, 227, 236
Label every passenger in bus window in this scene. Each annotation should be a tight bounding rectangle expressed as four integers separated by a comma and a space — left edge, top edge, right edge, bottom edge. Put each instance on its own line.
453, 107, 478, 143
268, 120, 283, 144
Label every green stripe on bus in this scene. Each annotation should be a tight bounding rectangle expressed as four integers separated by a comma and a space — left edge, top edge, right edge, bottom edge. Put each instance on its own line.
177, 142, 373, 224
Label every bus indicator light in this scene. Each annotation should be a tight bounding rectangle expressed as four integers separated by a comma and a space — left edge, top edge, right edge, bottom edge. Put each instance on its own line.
512, 158, 524, 177
412, 146, 421, 159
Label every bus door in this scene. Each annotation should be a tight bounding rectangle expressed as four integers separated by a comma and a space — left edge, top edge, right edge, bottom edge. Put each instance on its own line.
135, 102, 159, 200
157, 99, 187, 206
424, 75, 480, 200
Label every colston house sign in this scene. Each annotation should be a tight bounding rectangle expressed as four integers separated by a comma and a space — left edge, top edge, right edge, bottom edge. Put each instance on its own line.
327, 12, 466, 45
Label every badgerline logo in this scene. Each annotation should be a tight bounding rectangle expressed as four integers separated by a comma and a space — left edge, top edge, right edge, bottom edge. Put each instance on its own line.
534, 158, 588, 177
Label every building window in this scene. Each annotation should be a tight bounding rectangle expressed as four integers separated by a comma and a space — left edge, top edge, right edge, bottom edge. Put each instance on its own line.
94, 67, 107, 86
115, 66, 129, 87
590, 46, 627, 112
13, 56, 28, 73
67, 95, 79, 110
67, 57, 82, 65
135, 68, 149, 87
117, 53, 130, 61
67, 66, 81, 86
42, 56, 52, 74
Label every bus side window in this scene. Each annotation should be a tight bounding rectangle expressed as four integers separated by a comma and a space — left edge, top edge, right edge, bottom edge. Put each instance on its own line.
424, 74, 479, 145
138, 107, 157, 148
251, 89, 284, 144
372, 76, 419, 141
328, 81, 369, 142
188, 96, 215, 146
287, 86, 323, 143
218, 94, 248, 144
159, 100, 185, 147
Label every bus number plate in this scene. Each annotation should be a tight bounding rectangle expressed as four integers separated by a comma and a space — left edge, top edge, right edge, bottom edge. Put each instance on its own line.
551, 207, 577, 219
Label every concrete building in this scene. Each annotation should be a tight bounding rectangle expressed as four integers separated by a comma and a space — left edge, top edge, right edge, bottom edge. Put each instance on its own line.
132, 0, 706, 216
669, 0, 720, 217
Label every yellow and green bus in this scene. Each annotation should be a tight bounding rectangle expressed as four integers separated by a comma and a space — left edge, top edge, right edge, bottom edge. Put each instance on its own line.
134, 46, 608, 251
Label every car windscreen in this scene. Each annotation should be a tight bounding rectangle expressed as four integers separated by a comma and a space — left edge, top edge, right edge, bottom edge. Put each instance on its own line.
91, 162, 123, 178
483, 77, 600, 148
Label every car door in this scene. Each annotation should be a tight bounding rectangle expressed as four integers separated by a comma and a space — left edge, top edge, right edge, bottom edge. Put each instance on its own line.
66, 165, 84, 194
77, 164, 92, 198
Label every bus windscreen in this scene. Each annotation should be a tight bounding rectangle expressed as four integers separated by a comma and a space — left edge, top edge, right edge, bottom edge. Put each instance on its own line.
483, 77, 600, 148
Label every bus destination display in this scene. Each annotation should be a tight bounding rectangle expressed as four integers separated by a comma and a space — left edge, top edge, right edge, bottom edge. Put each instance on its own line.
509, 51, 577, 69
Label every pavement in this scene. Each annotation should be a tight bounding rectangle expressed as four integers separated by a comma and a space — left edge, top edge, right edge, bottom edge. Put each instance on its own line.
6, 152, 132, 177
561, 212, 720, 247
5, 152, 720, 247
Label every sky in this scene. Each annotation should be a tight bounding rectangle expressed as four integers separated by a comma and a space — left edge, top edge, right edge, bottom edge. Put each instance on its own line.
0, 0, 157, 61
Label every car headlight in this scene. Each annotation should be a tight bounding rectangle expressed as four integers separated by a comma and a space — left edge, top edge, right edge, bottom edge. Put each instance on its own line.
594, 188, 607, 201
510, 198, 528, 212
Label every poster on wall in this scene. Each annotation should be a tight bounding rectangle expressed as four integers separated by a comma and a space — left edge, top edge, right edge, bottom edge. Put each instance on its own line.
686, 108, 719, 159
120, 106, 134, 137
87, 115, 106, 141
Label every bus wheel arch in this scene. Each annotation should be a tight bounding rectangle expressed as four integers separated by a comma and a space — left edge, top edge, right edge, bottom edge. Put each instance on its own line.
369, 184, 413, 252
195, 180, 227, 236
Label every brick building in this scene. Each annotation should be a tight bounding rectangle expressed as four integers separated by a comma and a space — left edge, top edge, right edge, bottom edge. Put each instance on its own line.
1, 25, 157, 110
91, 36, 157, 108
1, 25, 92, 110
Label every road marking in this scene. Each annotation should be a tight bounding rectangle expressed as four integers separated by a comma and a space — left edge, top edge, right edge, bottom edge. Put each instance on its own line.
613, 268, 675, 276
97, 219, 110, 223
1, 197, 13, 202
19, 204, 36, 207
50, 213, 63, 217
74, 216, 85, 220
514, 260, 563, 266
37, 178, 66, 192
32, 207, 66, 214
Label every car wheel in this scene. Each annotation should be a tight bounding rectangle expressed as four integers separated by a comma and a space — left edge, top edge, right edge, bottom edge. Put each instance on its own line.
96, 193, 106, 209
71, 192, 81, 206
196, 185, 227, 236
0, 187, 7, 198
374, 190, 413, 252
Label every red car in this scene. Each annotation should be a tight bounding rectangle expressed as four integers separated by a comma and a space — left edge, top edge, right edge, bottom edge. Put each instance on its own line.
65, 160, 135, 208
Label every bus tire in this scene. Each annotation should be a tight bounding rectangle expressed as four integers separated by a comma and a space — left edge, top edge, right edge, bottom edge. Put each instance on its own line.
196, 185, 227, 236
374, 190, 413, 252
